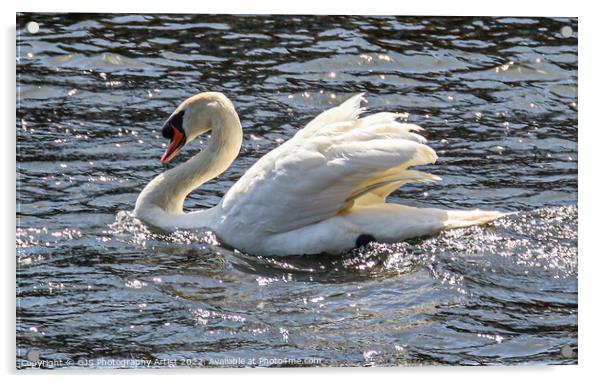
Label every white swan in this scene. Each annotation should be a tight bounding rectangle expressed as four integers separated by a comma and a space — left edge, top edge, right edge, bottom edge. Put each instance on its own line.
134, 92, 504, 256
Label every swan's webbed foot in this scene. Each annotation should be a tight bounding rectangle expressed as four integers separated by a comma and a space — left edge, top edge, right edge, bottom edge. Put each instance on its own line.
355, 234, 376, 248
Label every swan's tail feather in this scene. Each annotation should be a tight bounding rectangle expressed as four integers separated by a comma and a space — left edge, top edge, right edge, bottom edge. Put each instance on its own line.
443, 209, 507, 229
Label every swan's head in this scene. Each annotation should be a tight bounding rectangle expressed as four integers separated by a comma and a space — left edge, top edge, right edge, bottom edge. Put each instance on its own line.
160, 92, 229, 164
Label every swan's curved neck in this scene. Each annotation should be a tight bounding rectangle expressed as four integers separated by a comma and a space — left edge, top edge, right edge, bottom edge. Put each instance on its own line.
135, 102, 243, 225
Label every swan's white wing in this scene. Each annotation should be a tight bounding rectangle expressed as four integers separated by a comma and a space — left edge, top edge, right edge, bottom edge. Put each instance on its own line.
220, 94, 439, 234
293, 94, 366, 139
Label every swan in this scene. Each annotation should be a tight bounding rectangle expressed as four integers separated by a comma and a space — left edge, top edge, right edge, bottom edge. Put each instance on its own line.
134, 92, 504, 256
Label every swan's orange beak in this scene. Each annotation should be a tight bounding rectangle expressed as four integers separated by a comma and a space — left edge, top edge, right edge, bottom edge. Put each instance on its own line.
161, 126, 185, 164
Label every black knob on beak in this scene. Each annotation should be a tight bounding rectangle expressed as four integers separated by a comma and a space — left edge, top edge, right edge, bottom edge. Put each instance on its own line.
162, 110, 186, 139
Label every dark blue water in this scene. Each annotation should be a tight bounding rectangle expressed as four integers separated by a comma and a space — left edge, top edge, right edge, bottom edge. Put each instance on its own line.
16, 14, 577, 367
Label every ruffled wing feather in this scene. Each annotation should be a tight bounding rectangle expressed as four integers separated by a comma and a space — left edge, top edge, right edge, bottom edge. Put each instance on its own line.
221, 94, 440, 234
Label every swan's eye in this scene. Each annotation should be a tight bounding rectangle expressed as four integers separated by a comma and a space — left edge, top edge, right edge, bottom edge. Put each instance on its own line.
162, 110, 186, 140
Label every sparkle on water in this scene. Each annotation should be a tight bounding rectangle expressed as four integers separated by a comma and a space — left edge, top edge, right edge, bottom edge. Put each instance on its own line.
17, 14, 577, 368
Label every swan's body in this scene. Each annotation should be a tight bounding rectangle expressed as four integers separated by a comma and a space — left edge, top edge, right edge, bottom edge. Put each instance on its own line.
134, 92, 503, 256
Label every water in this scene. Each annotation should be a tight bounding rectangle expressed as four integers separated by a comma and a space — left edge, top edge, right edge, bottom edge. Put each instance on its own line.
16, 14, 578, 367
